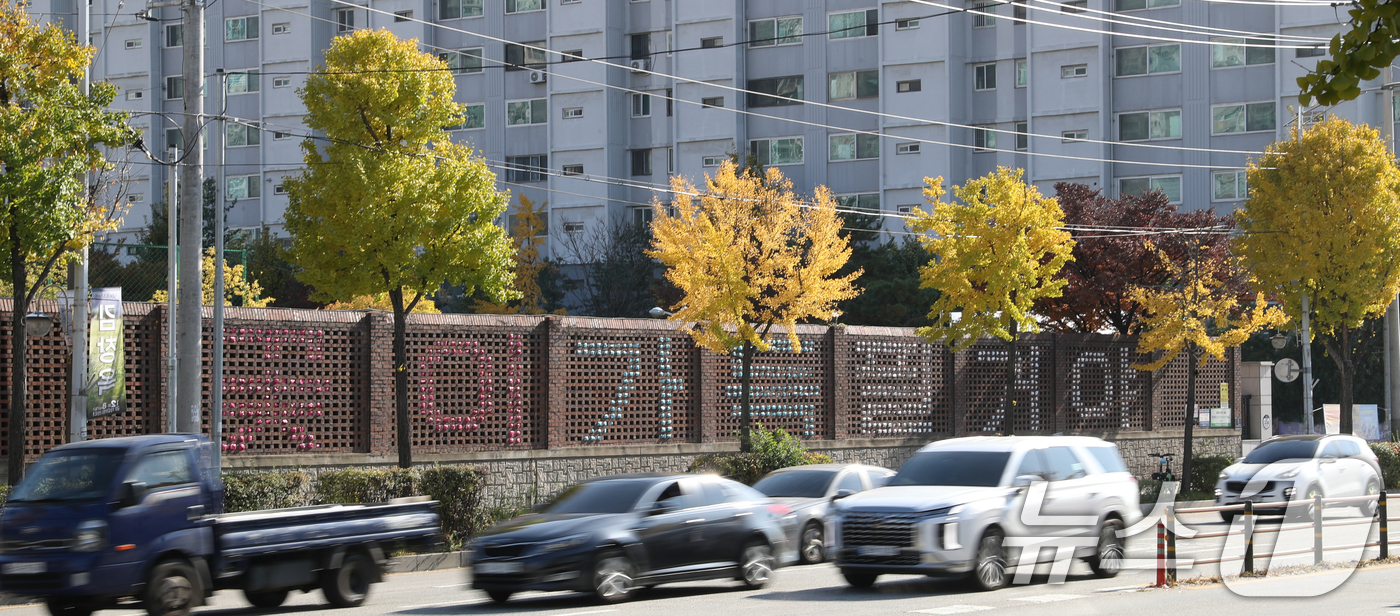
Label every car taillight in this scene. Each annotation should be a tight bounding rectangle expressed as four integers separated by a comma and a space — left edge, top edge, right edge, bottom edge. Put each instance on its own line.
767, 504, 792, 516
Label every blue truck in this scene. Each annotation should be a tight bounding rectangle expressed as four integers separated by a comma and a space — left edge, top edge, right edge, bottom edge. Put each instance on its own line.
0, 435, 441, 616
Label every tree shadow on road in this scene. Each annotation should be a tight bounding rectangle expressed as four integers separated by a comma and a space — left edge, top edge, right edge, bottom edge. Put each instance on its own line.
395, 584, 740, 614
748, 572, 1101, 602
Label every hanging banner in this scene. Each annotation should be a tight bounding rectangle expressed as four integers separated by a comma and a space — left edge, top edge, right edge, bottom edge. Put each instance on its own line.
86, 287, 125, 419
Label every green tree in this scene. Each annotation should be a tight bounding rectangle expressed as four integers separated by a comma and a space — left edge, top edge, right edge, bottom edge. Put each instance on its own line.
283, 29, 516, 468
1297, 10, 1400, 105
553, 217, 655, 317
1238, 117, 1400, 435
0, 0, 132, 483
474, 194, 564, 315
909, 167, 1075, 435
836, 237, 941, 328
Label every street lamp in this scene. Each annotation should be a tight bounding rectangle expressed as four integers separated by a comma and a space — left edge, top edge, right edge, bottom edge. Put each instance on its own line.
23, 312, 54, 338
649, 307, 674, 319
1270, 332, 1288, 350
829, 310, 843, 325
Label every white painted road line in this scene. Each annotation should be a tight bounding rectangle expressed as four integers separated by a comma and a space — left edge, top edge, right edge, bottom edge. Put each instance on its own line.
432, 583, 467, 588
911, 606, 995, 615
1008, 594, 1084, 603
552, 610, 617, 616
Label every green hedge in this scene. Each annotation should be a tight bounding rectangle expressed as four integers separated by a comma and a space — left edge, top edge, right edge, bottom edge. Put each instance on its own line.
1372, 442, 1400, 489
1190, 455, 1235, 495
222, 469, 314, 513
688, 424, 833, 485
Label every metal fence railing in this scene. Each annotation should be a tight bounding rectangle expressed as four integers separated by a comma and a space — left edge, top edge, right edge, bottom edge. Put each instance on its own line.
89, 242, 246, 302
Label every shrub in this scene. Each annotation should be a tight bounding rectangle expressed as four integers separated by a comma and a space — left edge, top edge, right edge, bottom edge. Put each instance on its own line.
688, 424, 832, 485
316, 467, 419, 504
1372, 442, 1400, 489
221, 469, 314, 513
1190, 455, 1235, 495
316, 465, 489, 549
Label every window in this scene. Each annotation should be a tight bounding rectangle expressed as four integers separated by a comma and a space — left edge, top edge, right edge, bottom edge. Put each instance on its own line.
126, 90, 144, 101
972, 2, 996, 28
273, 184, 287, 195
974, 63, 997, 90
1296, 46, 1325, 58
750, 137, 804, 166
829, 9, 878, 40
1015, 121, 1028, 150
127, 193, 145, 203
896, 18, 919, 29
701, 156, 724, 167
166, 76, 184, 100
563, 221, 585, 234
1212, 170, 1248, 201
1120, 175, 1181, 203
562, 107, 583, 119
273, 131, 291, 140
829, 70, 879, 101
1115, 0, 1177, 10
562, 164, 583, 175
165, 23, 182, 47
506, 210, 550, 235
227, 123, 260, 147
668, 147, 674, 173
456, 103, 484, 129
1015, 59, 1027, 87
393, 10, 412, 21
747, 76, 804, 107
973, 126, 996, 151
701, 36, 723, 48
273, 77, 291, 88
561, 0, 580, 4
440, 0, 482, 19
897, 205, 915, 215
440, 48, 483, 74
1305, 109, 1327, 126
1014, 0, 1027, 18
1062, 64, 1088, 78
631, 93, 651, 117
631, 149, 652, 175
128, 451, 194, 490
1115, 43, 1180, 76
1044, 447, 1087, 481
630, 33, 651, 60
701, 96, 724, 108
1211, 102, 1275, 134
1118, 109, 1181, 140
749, 16, 803, 46
897, 79, 921, 93
505, 155, 548, 182
507, 99, 548, 125
835, 193, 880, 214
506, 0, 543, 12
1062, 0, 1087, 11
125, 38, 142, 49
897, 142, 920, 154
665, 88, 673, 116
225, 16, 258, 41
335, 8, 354, 33
166, 128, 183, 151
829, 133, 880, 161
836, 472, 864, 494
505, 43, 547, 70
227, 70, 259, 94
1211, 37, 1275, 68
633, 207, 654, 228
1062, 129, 1088, 142
227, 175, 261, 200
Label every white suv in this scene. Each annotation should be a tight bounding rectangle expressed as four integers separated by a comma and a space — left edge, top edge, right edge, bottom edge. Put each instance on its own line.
830, 436, 1141, 591
1215, 434, 1382, 522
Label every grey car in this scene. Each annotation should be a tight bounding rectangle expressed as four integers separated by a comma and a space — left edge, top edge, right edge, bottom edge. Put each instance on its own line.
753, 464, 895, 564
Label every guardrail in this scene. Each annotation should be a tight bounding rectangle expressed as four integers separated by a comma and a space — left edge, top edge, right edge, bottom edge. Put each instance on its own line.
1154, 492, 1394, 586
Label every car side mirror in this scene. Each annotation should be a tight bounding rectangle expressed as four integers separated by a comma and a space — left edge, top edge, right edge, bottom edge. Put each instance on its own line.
831, 489, 856, 502
1012, 474, 1042, 488
648, 500, 674, 516
119, 481, 147, 508
1236, 457, 1245, 463
1321, 455, 1338, 464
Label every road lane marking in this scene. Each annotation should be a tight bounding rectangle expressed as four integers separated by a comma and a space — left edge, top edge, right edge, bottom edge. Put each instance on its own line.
911, 606, 995, 615
1009, 594, 1083, 603
432, 583, 468, 588
553, 611, 617, 616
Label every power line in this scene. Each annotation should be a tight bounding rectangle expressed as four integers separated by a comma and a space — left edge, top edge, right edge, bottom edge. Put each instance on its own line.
1024, 0, 1331, 42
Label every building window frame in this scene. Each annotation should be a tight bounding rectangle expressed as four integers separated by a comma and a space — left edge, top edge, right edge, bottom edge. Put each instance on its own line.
974, 63, 997, 91
226, 69, 260, 94
829, 132, 880, 162
972, 2, 997, 28
1015, 59, 1027, 87
1117, 108, 1182, 141
828, 9, 878, 40
1015, 121, 1028, 150
829, 69, 879, 101
165, 23, 183, 47
439, 48, 483, 74
631, 93, 652, 117
1114, 43, 1181, 77
747, 75, 804, 107
506, 98, 548, 126
1212, 170, 1248, 201
439, 0, 484, 20
896, 79, 921, 93
896, 142, 920, 154
1210, 37, 1276, 68
750, 136, 804, 166
505, 155, 548, 182
225, 15, 258, 42
1210, 101, 1277, 135
1114, 0, 1179, 11
1119, 174, 1183, 203
505, 0, 545, 13
631, 149, 653, 176
1061, 64, 1088, 78
748, 16, 804, 47
973, 125, 997, 151
1062, 129, 1088, 142
334, 8, 354, 33
226, 175, 262, 201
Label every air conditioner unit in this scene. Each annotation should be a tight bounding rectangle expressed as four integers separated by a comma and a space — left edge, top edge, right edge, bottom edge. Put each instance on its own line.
628, 59, 649, 73
528, 70, 547, 84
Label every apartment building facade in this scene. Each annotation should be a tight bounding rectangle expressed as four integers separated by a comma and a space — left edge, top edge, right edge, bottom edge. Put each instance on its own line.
33, 0, 1395, 249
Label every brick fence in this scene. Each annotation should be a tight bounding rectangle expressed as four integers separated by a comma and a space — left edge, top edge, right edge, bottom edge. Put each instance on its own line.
0, 301, 1239, 466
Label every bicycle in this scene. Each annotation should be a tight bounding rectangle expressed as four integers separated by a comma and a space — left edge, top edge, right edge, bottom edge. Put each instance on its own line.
1148, 452, 1177, 482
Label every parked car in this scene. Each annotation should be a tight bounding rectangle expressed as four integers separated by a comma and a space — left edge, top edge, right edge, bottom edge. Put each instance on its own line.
0, 435, 440, 616
752, 464, 895, 564
1215, 434, 1382, 523
830, 436, 1140, 591
468, 473, 795, 604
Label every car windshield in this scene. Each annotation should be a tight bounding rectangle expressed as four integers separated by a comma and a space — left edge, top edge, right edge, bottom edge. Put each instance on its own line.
753, 470, 835, 498
540, 479, 656, 514
889, 451, 1012, 487
9, 449, 124, 503
1244, 440, 1320, 464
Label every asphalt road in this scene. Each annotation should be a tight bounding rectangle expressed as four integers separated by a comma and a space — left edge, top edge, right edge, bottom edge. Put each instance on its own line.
4, 511, 1395, 616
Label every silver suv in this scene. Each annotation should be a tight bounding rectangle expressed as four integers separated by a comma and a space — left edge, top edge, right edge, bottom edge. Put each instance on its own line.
1215, 434, 1382, 522
830, 436, 1141, 591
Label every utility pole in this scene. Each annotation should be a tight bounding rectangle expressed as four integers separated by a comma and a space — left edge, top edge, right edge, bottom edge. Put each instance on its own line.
175, 0, 205, 433
166, 146, 179, 432
69, 0, 91, 443
1384, 68, 1400, 438
1294, 106, 1317, 435
211, 69, 226, 469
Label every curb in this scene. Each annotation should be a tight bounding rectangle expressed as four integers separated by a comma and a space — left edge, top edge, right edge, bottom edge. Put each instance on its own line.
387, 550, 471, 574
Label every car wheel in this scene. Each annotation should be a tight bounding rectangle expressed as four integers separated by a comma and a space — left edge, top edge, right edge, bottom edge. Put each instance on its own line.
968, 529, 1008, 591
800, 523, 825, 565
1362, 480, 1380, 517
592, 550, 637, 603
322, 553, 375, 608
244, 589, 289, 609
1221, 511, 1235, 525
44, 597, 95, 616
740, 541, 776, 589
486, 590, 513, 604
146, 560, 201, 616
1288, 484, 1323, 522
841, 569, 877, 588
1089, 519, 1124, 579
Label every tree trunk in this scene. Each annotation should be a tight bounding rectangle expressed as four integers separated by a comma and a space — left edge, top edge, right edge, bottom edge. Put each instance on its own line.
1181, 342, 1197, 495
389, 287, 412, 468
1323, 325, 1356, 435
1004, 319, 1018, 436
739, 341, 754, 453
9, 225, 27, 486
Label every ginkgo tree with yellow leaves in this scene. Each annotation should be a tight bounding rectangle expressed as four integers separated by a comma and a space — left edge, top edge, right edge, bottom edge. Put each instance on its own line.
1129, 243, 1286, 490
648, 162, 860, 452
475, 194, 563, 315
151, 248, 273, 307
1239, 117, 1400, 435
909, 167, 1075, 435
283, 30, 517, 468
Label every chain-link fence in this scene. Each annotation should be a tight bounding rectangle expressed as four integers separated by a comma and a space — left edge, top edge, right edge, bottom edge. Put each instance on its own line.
89, 242, 247, 302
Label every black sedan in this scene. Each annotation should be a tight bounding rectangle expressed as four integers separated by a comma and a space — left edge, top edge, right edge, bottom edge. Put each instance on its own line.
468, 473, 796, 604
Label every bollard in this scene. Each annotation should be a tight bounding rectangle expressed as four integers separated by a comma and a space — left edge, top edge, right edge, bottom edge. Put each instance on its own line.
1166, 505, 1177, 583
1313, 493, 1324, 565
1381, 491, 1389, 560
1156, 520, 1166, 587
1243, 501, 1254, 574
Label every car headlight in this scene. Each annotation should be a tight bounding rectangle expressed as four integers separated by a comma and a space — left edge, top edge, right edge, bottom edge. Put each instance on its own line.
948, 505, 965, 516
536, 534, 589, 555
1277, 468, 1300, 479
72, 520, 107, 553
1219, 472, 1230, 480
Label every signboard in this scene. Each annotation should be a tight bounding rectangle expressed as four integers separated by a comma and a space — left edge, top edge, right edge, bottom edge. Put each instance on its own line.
86, 288, 124, 419
1220, 382, 1229, 408
1199, 406, 1210, 428
1356, 404, 1381, 441
1210, 407, 1233, 428
1274, 358, 1301, 383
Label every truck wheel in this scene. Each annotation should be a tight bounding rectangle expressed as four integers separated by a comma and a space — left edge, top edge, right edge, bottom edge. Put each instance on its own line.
44, 597, 95, 616
322, 553, 375, 608
146, 560, 201, 616
841, 569, 878, 588
244, 589, 289, 609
